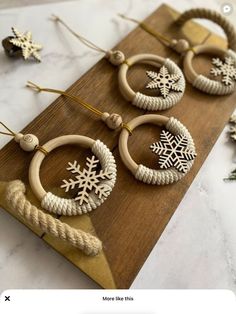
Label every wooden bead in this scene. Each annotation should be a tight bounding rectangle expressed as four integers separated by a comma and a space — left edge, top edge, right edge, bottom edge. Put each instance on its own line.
170, 39, 178, 46
19, 134, 39, 152
104, 113, 123, 130
172, 39, 190, 54
101, 112, 110, 122
107, 50, 125, 66
14, 133, 23, 143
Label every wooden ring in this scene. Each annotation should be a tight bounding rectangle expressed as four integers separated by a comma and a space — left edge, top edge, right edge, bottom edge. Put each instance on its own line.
183, 44, 236, 95
29, 135, 117, 216
118, 53, 185, 111
119, 114, 196, 185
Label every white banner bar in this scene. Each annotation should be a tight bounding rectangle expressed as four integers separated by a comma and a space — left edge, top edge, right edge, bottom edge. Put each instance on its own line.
0, 289, 236, 314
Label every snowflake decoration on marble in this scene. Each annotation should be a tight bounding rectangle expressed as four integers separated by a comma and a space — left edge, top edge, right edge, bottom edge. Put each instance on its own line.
146, 66, 183, 98
61, 156, 113, 205
210, 56, 236, 86
9, 27, 42, 61
150, 130, 196, 173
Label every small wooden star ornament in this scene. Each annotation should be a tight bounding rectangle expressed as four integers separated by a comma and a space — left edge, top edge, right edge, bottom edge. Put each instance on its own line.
3, 27, 42, 62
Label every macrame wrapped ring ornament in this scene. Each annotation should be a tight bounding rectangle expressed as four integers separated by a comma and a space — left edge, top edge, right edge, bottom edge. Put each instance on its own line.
117, 53, 185, 110
119, 114, 196, 184
28, 135, 116, 216
52, 15, 185, 111
175, 8, 236, 95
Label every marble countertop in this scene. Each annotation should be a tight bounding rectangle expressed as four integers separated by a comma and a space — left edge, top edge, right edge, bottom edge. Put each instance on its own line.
1, 0, 236, 291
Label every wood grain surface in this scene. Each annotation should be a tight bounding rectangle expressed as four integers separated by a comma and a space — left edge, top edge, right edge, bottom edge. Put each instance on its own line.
0, 4, 235, 288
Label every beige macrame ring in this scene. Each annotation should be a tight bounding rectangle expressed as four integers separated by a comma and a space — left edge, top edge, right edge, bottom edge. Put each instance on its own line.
118, 53, 185, 111
29, 135, 116, 216
184, 45, 236, 95
176, 8, 236, 51
5, 180, 102, 256
119, 114, 196, 185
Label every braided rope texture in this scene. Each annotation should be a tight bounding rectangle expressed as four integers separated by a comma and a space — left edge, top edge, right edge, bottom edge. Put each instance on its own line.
135, 117, 196, 185
132, 59, 185, 111
176, 8, 236, 51
193, 49, 236, 95
5, 180, 102, 256
41, 140, 117, 216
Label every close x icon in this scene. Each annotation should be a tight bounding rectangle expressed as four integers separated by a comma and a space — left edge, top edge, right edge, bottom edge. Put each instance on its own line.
4, 296, 10, 301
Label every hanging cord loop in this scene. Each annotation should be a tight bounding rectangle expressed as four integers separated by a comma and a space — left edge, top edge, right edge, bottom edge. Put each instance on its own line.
27, 81, 103, 117
118, 14, 172, 46
27, 81, 132, 135
118, 13, 193, 55
51, 14, 128, 66
0, 120, 48, 155
51, 14, 107, 54
0, 121, 16, 137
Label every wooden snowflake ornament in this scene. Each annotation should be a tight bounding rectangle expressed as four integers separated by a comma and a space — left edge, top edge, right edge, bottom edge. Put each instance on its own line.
150, 130, 197, 173
210, 56, 236, 86
22, 135, 116, 216
61, 156, 113, 205
9, 27, 42, 61
119, 115, 196, 185
146, 66, 183, 98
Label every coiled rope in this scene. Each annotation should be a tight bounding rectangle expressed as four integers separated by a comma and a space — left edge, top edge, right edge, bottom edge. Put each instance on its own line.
5, 180, 102, 256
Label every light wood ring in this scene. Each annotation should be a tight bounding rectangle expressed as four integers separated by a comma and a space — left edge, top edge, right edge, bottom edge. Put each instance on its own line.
29, 135, 95, 201
118, 53, 185, 110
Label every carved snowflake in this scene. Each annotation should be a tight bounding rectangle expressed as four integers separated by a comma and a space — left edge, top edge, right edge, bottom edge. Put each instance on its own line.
146, 66, 183, 98
9, 27, 42, 61
61, 156, 113, 205
150, 130, 196, 173
210, 56, 236, 86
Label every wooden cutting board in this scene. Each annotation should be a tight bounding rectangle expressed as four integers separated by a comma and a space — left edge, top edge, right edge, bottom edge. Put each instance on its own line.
0, 4, 235, 289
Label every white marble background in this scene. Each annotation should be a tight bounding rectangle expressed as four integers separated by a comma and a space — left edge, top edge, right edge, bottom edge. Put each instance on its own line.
0, 0, 236, 291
